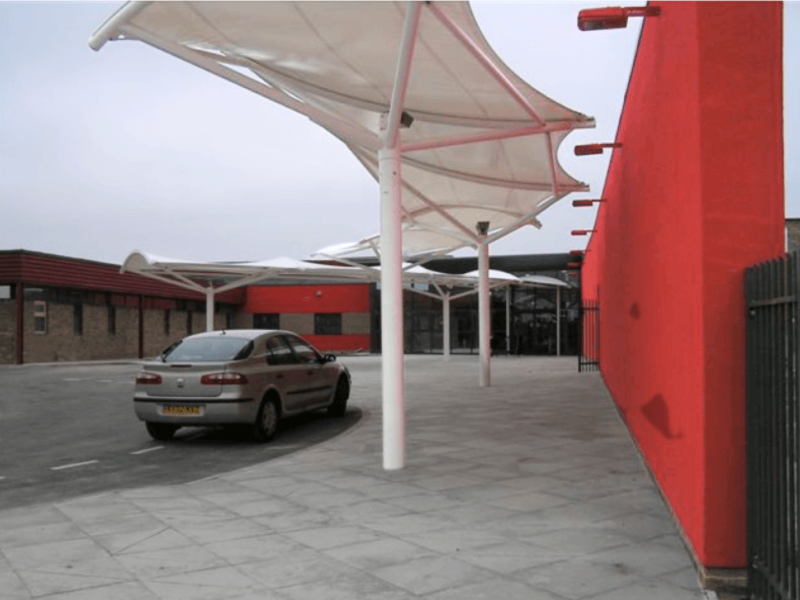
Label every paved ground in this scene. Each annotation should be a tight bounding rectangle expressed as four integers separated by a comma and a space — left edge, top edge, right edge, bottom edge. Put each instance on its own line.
1, 355, 715, 599
0, 363, 361, 509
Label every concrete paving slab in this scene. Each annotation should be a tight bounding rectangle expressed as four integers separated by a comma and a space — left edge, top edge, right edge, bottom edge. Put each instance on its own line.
0, 356, 711, 600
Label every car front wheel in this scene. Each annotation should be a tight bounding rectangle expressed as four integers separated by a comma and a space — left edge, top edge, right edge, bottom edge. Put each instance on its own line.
146, 422, 178, 441
253, 398, 279, 442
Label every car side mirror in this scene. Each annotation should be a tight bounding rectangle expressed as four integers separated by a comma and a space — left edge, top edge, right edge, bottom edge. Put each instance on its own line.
323, 354, 337, 363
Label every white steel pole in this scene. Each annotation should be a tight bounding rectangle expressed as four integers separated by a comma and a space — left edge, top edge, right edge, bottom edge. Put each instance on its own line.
379, 146, 405, 470
205, 287, 214, 332
443, 294, 451, 362
377, 0, 420, 471
478, 238, 491, 387
556, 286, 561, 356
505, 286, 511, 355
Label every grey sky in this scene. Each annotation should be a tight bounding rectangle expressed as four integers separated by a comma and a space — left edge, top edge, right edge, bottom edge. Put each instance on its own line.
1, 1, 797, 265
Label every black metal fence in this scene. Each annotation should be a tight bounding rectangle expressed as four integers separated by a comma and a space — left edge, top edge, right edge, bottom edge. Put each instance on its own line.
579, 300, 600, 372
746, 252, 800, 600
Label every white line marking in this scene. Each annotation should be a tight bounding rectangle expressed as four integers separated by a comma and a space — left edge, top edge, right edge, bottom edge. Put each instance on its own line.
130, 446, 164, 455
51, 460, 99, 471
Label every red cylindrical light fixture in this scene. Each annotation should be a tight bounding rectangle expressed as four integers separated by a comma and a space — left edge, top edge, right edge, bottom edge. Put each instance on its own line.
574, 143, 622, 156
572, 198, 606, 207
571, 229, 596, 236
578, 6, 660, 31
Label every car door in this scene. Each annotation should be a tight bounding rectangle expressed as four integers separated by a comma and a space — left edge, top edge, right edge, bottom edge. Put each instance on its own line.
285, 334, 335, 409
264, 334, 307, 414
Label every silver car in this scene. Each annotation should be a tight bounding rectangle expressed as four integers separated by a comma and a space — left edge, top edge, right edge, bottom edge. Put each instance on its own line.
134, 330, 351, 442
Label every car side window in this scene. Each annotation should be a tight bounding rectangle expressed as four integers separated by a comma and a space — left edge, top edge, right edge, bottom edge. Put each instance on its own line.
287, 335, 320, 365
266, 336, 295, 366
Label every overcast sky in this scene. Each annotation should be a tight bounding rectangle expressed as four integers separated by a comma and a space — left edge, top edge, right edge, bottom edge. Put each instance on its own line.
1, 2, 797, 265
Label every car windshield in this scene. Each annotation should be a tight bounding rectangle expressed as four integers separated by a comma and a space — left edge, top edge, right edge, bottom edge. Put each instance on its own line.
163, 337, 252, 363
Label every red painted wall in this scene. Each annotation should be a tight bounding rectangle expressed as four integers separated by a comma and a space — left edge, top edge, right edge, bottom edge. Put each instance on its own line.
245, 284, 371, 352
582, 2, 784, 568
245, 284, 370, 314
303, 335, 370, 353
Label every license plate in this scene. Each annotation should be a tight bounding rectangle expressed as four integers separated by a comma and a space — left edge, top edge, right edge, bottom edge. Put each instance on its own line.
160, 405, 203, 416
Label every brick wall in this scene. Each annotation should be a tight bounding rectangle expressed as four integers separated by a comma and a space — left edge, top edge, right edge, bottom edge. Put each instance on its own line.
280, 313, 314, 335
22, 301, 140, 363
8, 300, 240, 364
342, 312, 370, 335
0, 299, 16, 364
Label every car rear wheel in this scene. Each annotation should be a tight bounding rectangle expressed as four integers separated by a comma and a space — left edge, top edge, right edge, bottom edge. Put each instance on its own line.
146, 422, 178, 441
328, 377, 349, 418
253, 398, 279, 442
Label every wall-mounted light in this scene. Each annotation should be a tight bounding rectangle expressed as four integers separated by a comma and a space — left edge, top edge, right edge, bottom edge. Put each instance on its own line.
316, 290, 322, 297
572, 198, 607, 207
578, 6, 660, 31
476, 221, 490, 236
570, 250, 585, 257
574, 143, 622, 156
571, 229, 596, 236
567, 263, 582, 269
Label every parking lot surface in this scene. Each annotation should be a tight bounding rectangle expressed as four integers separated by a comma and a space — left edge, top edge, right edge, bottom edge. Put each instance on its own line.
0, 361, 361, 509
0, 355, 711, 599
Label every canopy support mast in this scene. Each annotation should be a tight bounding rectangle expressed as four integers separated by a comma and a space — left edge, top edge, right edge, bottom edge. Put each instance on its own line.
443, 294, 451, 361
556, 285, 562, 356
206, 287, 215, 332
477, 228, 491, 387
380, 1, 421, 471
506, 287, 511, 355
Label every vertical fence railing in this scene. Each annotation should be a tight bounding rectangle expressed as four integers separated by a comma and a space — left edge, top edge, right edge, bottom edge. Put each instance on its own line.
579, 300, 600, 372
746, 252, 800, 600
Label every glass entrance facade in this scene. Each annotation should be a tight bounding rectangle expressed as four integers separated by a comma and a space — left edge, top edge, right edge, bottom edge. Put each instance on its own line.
372, 283, 580, 356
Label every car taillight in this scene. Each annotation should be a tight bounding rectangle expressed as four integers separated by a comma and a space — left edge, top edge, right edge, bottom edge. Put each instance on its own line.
136, 372, 162, 385
200, 372, 249, 385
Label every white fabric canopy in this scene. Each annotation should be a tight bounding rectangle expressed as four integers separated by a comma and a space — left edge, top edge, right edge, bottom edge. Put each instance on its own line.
93, 2, 593, 469
91, 1, 593, 256
121, 250, 524, 294
121, 250, 374, 295
520, 274, 570, 288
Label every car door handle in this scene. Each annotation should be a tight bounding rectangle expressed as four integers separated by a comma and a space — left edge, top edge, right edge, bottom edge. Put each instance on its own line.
276, 374, 284, 379
307, 370, 314, 376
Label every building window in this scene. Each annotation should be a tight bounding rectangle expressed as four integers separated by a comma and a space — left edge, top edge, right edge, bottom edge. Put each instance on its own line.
254, 313, 280, 329
34, 300, 47, 334
108, 305, 116, 334
164, 309, 170, 335
74, 304, 83, 336
225, 312, 234, 330
0, 285, 11, 300
186, 311, 193, 335
314, 313, 342, 335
